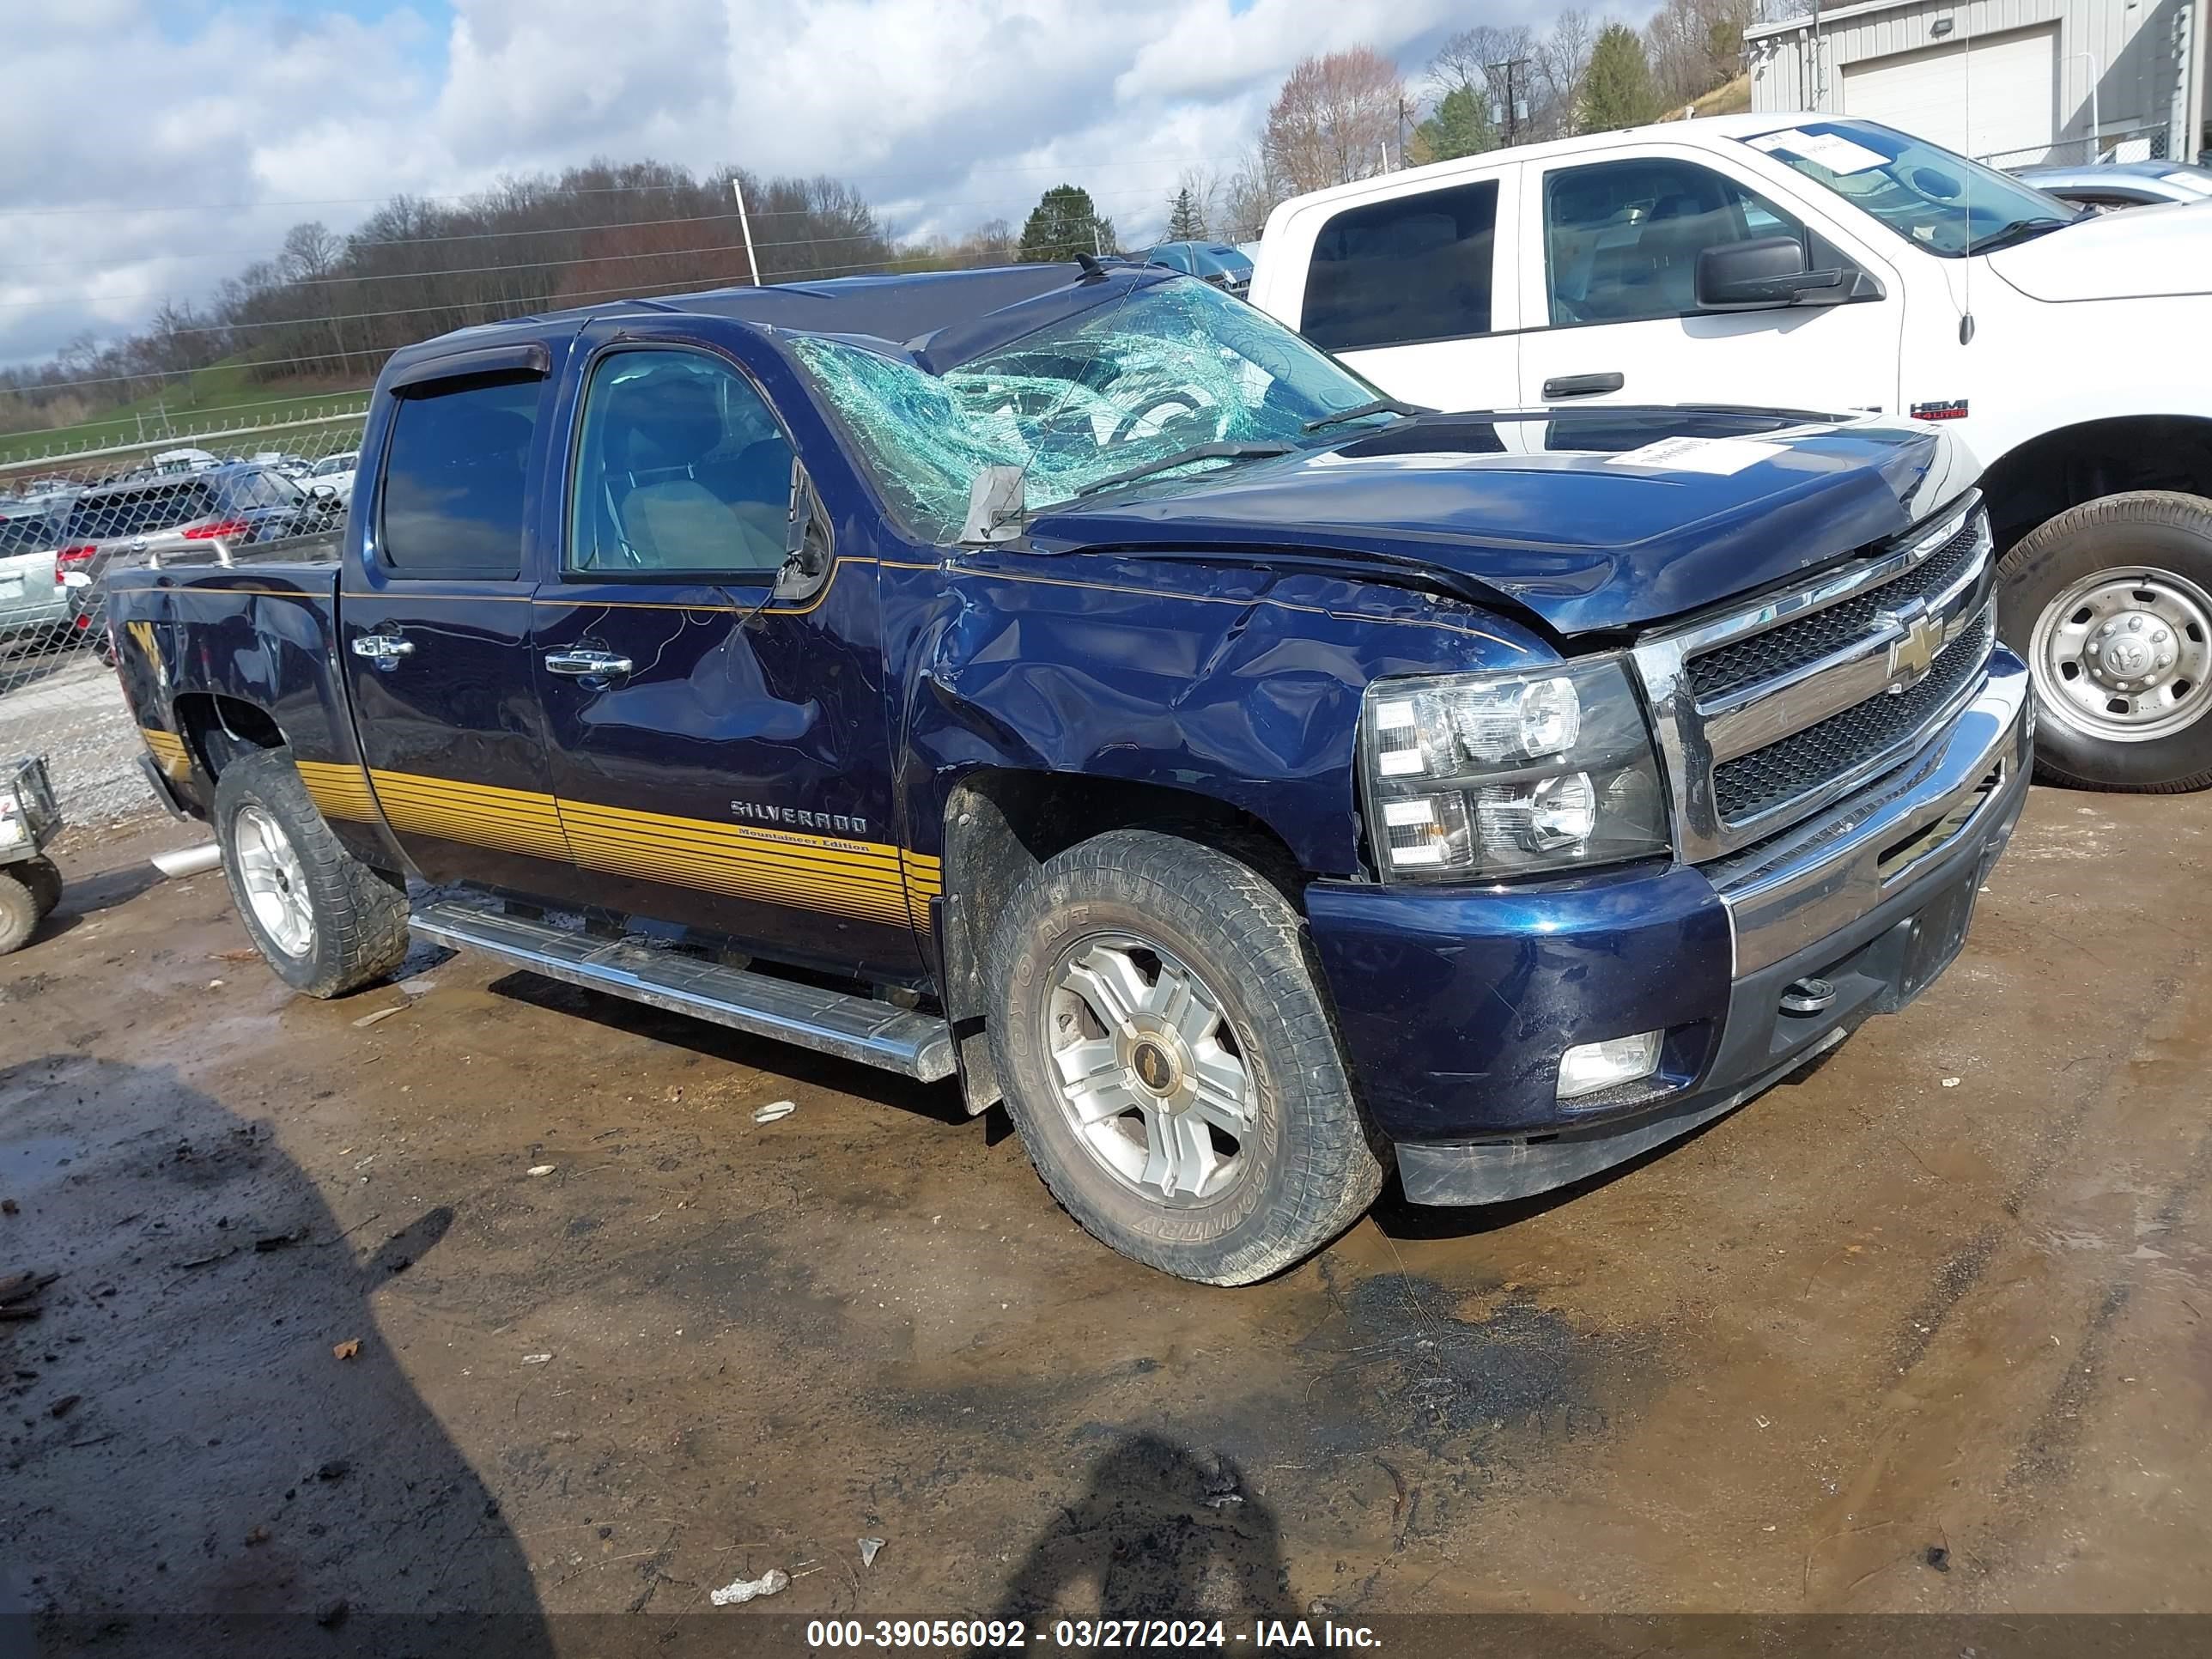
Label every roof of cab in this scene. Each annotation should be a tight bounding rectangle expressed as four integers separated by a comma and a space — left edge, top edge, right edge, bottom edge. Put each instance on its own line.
380, 261, 1149, 384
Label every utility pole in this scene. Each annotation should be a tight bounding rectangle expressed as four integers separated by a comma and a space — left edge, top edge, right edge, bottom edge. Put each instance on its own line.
1487, 56, 1532, 145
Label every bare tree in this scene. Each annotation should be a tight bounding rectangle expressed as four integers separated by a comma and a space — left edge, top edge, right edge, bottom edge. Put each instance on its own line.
1262, 47, 1407, 195
1429, 24, 1539, 137
1218, 144, 1290, 242
1534, 10, 1598, 137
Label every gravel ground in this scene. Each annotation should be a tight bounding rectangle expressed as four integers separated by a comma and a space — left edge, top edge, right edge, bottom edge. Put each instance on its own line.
0, 645, 155, 824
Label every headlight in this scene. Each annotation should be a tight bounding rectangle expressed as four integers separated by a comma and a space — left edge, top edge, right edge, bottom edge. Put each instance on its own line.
1359, 657, 1670, 881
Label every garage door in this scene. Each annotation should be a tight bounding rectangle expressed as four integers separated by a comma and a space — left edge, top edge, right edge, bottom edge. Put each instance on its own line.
1841, 25, 2057, 162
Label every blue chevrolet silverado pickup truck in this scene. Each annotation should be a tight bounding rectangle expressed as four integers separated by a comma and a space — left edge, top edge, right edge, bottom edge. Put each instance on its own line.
105, 262, 2030, 1284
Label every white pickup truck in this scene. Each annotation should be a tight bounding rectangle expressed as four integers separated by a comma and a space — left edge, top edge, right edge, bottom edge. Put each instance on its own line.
1251, 112, 2212, 793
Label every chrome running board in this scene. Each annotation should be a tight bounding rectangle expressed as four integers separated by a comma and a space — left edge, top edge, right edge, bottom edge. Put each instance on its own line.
410, 900, 956, 1082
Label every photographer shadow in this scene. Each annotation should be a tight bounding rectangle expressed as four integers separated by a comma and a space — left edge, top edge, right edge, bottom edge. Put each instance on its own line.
972, 1432, 1295, 1654
0, 1056, 550, 1659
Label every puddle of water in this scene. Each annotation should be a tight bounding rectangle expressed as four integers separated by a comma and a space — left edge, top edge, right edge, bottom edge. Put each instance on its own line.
2, 1133, 83, 1188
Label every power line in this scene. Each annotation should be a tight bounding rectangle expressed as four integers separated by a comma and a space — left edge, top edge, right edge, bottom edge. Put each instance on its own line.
0, 158, 1199, 221
0, 176, 1177, 274
1, 248, 1075, 398
0, 230, 909, 311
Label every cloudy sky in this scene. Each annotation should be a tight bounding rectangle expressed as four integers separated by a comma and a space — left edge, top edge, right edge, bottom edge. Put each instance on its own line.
0, 0, 1592, 369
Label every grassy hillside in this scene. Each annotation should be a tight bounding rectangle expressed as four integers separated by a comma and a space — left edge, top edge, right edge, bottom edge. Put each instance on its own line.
0, 357, 373, 470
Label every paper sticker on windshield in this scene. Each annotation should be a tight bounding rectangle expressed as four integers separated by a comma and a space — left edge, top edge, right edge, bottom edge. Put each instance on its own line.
1609, 436, 1784, 476
1749, 129, 1887, 174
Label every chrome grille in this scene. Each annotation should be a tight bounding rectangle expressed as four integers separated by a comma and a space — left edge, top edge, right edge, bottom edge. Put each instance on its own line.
1712, 605, 1996, 822
1688, 513, 1989, 702
1631, 493, 1997, 863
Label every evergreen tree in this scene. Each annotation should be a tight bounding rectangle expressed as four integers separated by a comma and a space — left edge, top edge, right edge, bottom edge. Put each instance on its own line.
1579, 23, 1658, 133
1411, 84, 1497, 164
1018, 184, 1115, 262
1166, 186, 1206, 241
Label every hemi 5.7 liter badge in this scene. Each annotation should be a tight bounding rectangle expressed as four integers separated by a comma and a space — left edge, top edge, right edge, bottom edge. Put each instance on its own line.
1910, 398, 1970, 422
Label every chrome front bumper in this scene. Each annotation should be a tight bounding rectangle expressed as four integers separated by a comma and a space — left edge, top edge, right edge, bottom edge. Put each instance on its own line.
1709, 646, 2033, 976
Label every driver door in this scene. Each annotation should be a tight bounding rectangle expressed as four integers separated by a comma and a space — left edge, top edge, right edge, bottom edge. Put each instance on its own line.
1516, 150, 1902, 416
531, 323, 921, 981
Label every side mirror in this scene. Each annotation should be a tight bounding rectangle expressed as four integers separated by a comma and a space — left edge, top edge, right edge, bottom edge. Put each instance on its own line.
773, 462, 831, 604
1697, 237, 1848, 309
311, 482, 337, 500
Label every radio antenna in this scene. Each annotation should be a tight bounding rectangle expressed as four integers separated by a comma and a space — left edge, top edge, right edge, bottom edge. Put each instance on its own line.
1959, 22, 1976, 343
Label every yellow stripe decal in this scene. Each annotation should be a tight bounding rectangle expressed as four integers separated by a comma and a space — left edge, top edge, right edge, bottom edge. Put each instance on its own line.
355, 765, 934, 932
294, 759, 377, 822
139, 728, 191, 781
368, 770, 574, 864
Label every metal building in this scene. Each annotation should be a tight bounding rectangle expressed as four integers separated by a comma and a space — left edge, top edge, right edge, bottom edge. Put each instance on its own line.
1746, 0, 2207, 166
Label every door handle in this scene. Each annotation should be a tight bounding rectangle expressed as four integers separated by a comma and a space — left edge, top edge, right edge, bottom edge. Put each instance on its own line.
544, 648, 634, 678
1543, 372, 1626, 399
349, 634, 415, 669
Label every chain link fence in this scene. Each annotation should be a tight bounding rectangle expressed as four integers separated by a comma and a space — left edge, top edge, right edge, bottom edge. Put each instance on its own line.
0, 412, 366, 825
1978, 122, 2172, 173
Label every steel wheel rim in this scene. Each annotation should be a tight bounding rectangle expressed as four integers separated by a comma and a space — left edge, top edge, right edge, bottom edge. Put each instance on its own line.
1040, 933, 1255, 1208
234, 805, 315, 959
2030, 566, 2212, 743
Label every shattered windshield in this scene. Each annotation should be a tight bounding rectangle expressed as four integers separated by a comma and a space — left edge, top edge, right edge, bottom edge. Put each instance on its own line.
791, 276, 1389, 542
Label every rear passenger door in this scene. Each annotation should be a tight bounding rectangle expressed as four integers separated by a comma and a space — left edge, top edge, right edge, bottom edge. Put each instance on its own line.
531, 325, 921, 981
1515, 149, 1901, 414
1288, 166, 1521, 411
343, 343, 590, 897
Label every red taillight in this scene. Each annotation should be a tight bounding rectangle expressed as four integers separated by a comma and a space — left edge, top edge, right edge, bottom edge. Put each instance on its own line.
182, 520, 251, 540
72, 614, 90, 631
56, 544, 97, 572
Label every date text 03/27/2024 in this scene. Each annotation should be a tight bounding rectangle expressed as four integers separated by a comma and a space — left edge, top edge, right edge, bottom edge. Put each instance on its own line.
803, 1619, 1383, 1649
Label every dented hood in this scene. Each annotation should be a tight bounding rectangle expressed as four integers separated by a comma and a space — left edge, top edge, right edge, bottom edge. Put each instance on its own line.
1987, 202, 2212, 302
1028, 407, 1973, 639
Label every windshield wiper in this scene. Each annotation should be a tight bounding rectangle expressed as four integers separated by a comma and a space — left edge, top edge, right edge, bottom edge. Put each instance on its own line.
1966, 216, 2073, 254
1071, 441, 1294, 500
1302, 397, 1423, 434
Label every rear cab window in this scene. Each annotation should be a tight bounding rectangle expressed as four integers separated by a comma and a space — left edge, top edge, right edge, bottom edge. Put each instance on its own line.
376, 374, 544, 579
1300, 179, 1500, 351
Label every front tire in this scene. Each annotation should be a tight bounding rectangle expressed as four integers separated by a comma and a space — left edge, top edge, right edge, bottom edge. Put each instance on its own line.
986, 830, 1385, 1285
212, 747, 410, 997
1999, 491, 2212, 791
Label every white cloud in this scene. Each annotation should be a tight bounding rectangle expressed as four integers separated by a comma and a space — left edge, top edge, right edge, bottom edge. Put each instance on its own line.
0, 0, 1515, 368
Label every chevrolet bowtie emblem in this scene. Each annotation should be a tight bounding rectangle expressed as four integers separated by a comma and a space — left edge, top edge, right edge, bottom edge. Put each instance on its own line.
1884, 600, 1944, 691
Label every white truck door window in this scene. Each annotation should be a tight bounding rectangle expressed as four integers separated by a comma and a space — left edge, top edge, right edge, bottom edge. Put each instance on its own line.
1519, 153, 1901, 418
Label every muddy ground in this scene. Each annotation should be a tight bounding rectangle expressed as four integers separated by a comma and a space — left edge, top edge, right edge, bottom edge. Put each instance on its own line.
1, 786, 2207, 1652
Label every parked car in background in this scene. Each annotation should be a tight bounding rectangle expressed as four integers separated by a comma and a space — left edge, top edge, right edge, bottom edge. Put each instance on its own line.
106, 264, 2025, 1284
147, 447, 222, 475
307, 450, 359, 502
1251, 112, 2212, 794
0, 506, 69, 650
55, 464, 347, 653
2009, 160, 2212, 213
1139, 240, 1254, 295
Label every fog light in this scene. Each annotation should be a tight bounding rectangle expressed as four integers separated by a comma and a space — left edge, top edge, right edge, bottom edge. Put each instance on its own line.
1558, 1030, 1662, 1100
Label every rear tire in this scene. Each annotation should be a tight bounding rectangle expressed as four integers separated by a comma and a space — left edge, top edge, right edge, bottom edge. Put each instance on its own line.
1998, 490, 2212, 792
986, 830, 1386, 1285
0, 870, 39, 956
212, 747, 409, 997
